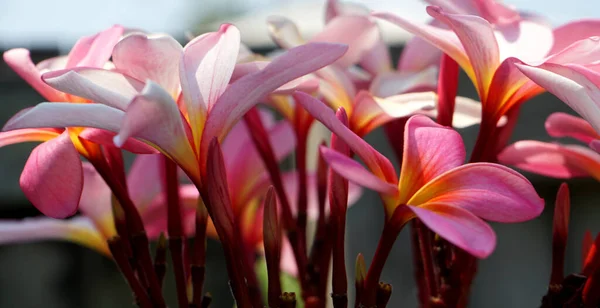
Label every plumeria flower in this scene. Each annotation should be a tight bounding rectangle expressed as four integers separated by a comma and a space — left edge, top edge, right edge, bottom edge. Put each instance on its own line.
1, 24, 348, 191
268, 2, 485, 138
293, 91, 543, 258
373, 0, 600, 159
499, 113, 600, 181
0, 25, 155, 218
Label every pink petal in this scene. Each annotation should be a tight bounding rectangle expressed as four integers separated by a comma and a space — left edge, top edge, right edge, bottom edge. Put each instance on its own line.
0, 216, 108, 254
127, 154, 164, 209
3, 103, 124, 133
546, 112, 600, 143
426, 6, 500, 98
498, 141, 600, 180
397, 21, 444, 72
420, 96, 486, 128
325, 0, 369, 22
113, 81, 198, 182
293, 91, 397, 183
231, 61, 319, 95
79, 128, 158, 154
410, 163, 544, 223
369, 67, 438, 97
20, 132, 83, 218
359, 35, 392, 75
398, 115, 465, 204
515, 63, 600, 133
201, 42, 348, 161
0, 128, 61, 147
112, 33, 183, 95
141, 185, 197, 239
266, 16, 306, 49
43, 68, 145, 110
180, 24, 240, 152
36, 55, 68, 72
65, 25, 124, 68
494, 17, 553, 64
320, 146, 398, 195
3, 49, 63, 101
78, 163, 113, 237
310, 15, 379, 67
550, 20, 600, 55
408, 204, 496, 258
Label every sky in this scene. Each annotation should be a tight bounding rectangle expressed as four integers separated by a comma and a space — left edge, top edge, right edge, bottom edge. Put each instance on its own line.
0, 0, 598, 49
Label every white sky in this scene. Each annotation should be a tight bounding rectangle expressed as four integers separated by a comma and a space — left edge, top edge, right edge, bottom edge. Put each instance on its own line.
0, 0, 597, 49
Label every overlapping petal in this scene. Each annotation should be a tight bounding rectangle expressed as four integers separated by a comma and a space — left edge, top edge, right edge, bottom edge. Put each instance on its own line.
0, 128, 61, 147
546, 112, 600, 143
20, 131, 83, 218
65, 24, 123, 68
3, 49, 64, 101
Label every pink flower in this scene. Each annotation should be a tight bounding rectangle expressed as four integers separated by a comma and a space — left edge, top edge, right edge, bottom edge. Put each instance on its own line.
294, 91, 544, 258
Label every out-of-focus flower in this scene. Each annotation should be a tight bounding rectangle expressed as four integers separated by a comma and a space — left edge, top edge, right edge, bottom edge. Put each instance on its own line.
294, 91, 544, 258
0, 25, 157, 219
499, 113, 600, 180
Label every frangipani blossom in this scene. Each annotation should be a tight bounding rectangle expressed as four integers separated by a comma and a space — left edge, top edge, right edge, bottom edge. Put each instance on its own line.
373, 1, 600, 158
0, 25, 157, 218
2, 24, 348, 189
498, 113, 600, 181
294, 91, 543, 258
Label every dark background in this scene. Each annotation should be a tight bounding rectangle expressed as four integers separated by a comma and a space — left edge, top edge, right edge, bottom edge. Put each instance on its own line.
0, 45, 598, 308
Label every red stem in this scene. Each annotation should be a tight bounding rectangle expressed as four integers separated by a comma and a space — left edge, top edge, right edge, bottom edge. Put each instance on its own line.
436, 54, 459, 127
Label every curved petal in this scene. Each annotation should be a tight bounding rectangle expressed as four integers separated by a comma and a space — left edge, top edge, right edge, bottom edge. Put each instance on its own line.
498, 140, 600, 180
66, 25, 123, 68
351, 91, 437, 136
112, 33, 183, 95
420, 96, 486, 128
0, 216, 108, 255
546, 112, 600, 143
141, 185, 197, 239
426, 6, 500, 99
201, 42, 348, 162
113, 81, 198, 182
398, 21, 443, 72
180, 24, 240, 153
320, 146, 398, 195
494, 18, 553, 64
79, 128, 158, 154
266, 16, 306, 49
408, 204, 496, 258
3, 49, 63, 101
3, 103, 124, 133
20, 132, 83, 218
369, 67, 438, 98
409, 163, 544, 223
78, 163, 114, 238
127, 154, 164, 210
0, 128, 61, 148
43, 68, 145, 110
36, 55, 68, 73
515, 63, 600, 133
550, 20, 600, 55
293, 91, 397, 183
310, 15, 379, 67
398, 115, 465, 204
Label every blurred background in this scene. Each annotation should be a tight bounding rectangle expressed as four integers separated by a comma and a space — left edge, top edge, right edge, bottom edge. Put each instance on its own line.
1, 0, 600, 307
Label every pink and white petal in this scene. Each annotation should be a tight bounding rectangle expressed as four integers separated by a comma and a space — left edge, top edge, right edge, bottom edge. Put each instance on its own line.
3, 103, 124, 133
223, 109, 276, 169
515, 63, 600, 133
310, 15, 379, 67
320, 146, 398, 195
398, 35, 443, 73
141, 186, 197, 239
272, 77, 320, 95
65, 25, 124, 68
79, 128, 158, 154
0, 216, 108, 255
112, 34, 183, 95
127, 154, 163, 209
43, 68, 145, 110
78, 163, 114, 237
0, 128, 61, 148
20, 132, 83, 218
546, 112, 600, 143
494, 18, 553, 64
3, 49, 63, 101
545, 37, 600, 66
293, 91, 397, 183
550, 20, 600, 55
420, 96, 486, 128
409, 163, 544, 223
180, 24, 240, 152
498, 141, 600, 180
231, 61, 269, 82
325, 0, 369, 22
266, 16, 306, 49
398, 115, 465, 204
36, 55, 68, 73
426, 6, 500, 98
351, 91, 437, 136
201, 42, 348, 161
360, 34, 392, 75
114, 81, 199, 182
372, 11, 470, 79
408, 204, 496, 258
370, 67, 438, 98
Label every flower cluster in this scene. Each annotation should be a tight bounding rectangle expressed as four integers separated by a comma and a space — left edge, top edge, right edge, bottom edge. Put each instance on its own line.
0, 0, 599, 307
